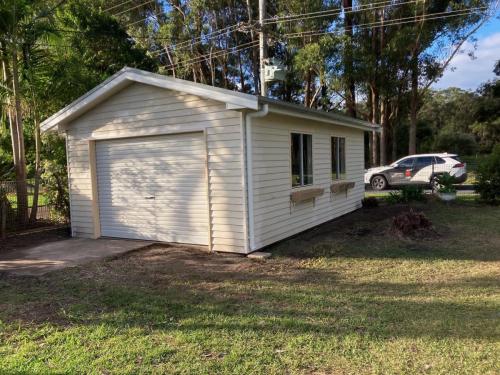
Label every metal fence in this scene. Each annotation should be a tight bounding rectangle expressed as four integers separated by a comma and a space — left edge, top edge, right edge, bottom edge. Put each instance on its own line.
0, 180, 68, 238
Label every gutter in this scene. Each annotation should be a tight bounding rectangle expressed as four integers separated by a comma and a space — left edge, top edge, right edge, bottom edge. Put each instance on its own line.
244, 104, 269, 252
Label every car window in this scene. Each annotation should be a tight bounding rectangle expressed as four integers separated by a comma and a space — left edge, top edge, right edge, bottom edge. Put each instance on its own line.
398, 158, 415, 168
415, 156, 434, 168
434, 156, 446, 164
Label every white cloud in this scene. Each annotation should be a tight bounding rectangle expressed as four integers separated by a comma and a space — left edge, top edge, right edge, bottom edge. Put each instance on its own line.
433, 32, 500, 91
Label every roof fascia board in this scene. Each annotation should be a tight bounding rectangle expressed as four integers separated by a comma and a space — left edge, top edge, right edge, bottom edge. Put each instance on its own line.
266, 103, 379, 132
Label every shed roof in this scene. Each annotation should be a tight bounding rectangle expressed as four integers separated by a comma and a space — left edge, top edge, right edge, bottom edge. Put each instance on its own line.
41, 67, 378, 133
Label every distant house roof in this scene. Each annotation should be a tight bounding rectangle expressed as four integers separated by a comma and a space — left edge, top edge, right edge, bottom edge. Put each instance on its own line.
41, 67, 378, 133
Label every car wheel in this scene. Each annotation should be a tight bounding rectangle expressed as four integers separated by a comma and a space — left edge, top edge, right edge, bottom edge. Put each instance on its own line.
371, 175, 387, 190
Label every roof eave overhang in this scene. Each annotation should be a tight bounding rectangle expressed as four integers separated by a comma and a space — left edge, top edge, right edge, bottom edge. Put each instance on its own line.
263, 99, 380, 132
40, 68, 259, 133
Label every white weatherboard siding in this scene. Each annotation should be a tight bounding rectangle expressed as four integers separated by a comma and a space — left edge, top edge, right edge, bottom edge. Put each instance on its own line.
95, 134, 208, 244
66, 83, 246, 253
251, 114, 364, 250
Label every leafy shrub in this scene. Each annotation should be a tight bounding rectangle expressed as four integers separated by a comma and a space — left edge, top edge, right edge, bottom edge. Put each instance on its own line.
362, 196, 379, 208
386, 186, 425, 204
434, 132, 478, 155
475, 145, 500, 204
401, 185, 426, 202
391, 209, 433, 237
435, 173, 457, 193
386, 191, 403, 204
41, 160, 70, 217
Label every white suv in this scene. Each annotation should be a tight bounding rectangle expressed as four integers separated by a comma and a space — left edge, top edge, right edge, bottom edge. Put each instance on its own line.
365, 153, 467, 190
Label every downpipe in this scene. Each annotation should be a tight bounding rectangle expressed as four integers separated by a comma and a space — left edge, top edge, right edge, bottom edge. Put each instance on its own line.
244, 104, 269, 252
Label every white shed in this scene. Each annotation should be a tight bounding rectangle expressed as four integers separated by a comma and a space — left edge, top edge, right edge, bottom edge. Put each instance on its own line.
41, 68, 377, 254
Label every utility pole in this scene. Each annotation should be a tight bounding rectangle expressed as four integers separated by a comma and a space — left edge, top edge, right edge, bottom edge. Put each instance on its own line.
259, 0, 267, 97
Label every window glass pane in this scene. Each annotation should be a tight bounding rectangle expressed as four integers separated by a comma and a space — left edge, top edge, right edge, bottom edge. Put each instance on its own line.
303, 134, 313, 185
398, 158, 414, 168
332, 137, 346, 180
339, 137, 346, 179
415, 156, 433, 168
291, 133, 301, 187
332, 137, 338, 179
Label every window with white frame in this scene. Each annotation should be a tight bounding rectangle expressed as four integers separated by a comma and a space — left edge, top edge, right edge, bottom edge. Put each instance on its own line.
291, 133, 313, 187
331, 136, 346, 180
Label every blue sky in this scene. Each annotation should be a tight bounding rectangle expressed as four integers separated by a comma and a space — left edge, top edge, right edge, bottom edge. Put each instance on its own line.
433, 9, 500, 91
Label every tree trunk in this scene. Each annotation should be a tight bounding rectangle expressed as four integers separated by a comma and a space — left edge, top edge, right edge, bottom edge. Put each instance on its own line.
409, 55, 418, 154
12, 48, 28, 225
392, 121, 398, 162
378, 9, 387, 165
238, 51, 246, 93
380, 99, 388, 165
246, 0, 260, 93
304, 70, 312, 107
370, 85, 379, 167
30, 116, 42, 223
6, 48, 28, 225
342, 0, 356, 118
391, 102, 399, 162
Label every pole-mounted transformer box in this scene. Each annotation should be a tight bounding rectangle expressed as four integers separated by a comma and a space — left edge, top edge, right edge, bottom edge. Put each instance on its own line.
264, 58, 286, 82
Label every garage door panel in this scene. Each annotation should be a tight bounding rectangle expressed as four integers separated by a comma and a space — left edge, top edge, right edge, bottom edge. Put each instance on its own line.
96, 133, 209, 245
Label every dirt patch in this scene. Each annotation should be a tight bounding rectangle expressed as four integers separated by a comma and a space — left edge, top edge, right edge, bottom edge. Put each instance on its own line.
389, 209, 438, 240
86, 243, 315, 288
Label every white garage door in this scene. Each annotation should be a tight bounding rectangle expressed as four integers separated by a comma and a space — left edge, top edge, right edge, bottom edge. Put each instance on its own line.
96, 133, 209, 245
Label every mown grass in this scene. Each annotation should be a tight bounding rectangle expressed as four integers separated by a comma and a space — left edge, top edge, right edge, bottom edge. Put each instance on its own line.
0, 202, 499, 374
6, 193, 49, 208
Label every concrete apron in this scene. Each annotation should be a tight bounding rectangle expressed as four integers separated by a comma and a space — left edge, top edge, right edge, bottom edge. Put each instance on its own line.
0, 238, 151, 276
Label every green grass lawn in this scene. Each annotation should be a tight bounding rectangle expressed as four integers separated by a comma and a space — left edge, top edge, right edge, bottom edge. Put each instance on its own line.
0, 202, 499, 374
6, 193, 49, 208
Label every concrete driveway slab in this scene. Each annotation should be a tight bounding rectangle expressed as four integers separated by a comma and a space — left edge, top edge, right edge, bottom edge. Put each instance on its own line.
0, 238, 151, 276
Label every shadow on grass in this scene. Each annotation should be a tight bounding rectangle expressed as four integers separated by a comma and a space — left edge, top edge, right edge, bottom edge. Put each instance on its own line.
0, 259, 498, 342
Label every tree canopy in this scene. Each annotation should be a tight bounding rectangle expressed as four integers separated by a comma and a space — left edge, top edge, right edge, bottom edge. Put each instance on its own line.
0, 0, 498, 190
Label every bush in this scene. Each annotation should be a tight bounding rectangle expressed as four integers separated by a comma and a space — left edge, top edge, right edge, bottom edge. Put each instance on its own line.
401, 185, 426, 202
41, 160, 70, 217
435, 173, 457, 193
434, 132, 478, 155
362, 197, 379, 208
475, 145, 500, 204
386, 191, 403, 204
386, 186, 425, 204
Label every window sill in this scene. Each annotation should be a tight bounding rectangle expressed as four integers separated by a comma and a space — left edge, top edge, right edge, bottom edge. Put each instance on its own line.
290, 187, 325, 204
291, 183, 314, 190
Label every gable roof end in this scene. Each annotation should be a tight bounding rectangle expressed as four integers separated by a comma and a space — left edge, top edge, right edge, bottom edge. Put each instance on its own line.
40, 67, 259, 132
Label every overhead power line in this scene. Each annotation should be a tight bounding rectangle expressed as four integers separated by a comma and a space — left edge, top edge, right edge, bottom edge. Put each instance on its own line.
282, 7, 488, 39
164, 6, 487, 71
104, 0, 135, 13
150, 21, 253, 57
163, 40, 259, 69
263, 0, 418, 25
112, 0, 155, 17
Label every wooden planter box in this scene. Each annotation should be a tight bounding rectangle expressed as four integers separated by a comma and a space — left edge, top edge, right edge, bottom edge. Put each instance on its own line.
330, 181, 355, 197
290, 187, 324, 205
